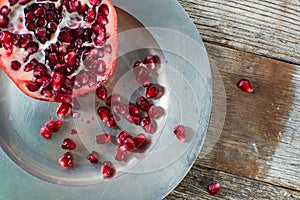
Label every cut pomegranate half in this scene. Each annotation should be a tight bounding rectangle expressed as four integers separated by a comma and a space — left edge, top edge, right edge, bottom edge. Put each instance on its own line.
0, 0, 118, 102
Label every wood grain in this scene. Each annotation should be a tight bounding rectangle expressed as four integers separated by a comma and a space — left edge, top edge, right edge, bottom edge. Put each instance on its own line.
165, 42, 300, 198
178, 0, 300, 65
200, 42, 300, 190
166, 165, 300, 200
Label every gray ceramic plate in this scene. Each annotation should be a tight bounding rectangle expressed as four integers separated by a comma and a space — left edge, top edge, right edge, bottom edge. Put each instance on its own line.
0, 0, 212, 199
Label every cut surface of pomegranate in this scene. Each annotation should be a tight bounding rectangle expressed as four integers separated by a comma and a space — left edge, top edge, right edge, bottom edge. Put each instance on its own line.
0, 0, 118, 102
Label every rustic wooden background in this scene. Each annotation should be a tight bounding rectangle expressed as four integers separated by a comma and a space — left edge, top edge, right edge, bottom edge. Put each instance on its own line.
166, 0, 300, 199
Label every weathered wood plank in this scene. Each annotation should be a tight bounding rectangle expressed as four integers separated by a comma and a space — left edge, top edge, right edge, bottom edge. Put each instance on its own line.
192, 42, 300, 191
166, 165, 300, 200
178, 0, 300, 64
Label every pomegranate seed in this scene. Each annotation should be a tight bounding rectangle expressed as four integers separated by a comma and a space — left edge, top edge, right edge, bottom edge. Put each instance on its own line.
102, 161, 115, 179
0, 31, 12, 50
8, 0, 17, 6
84, 7, 96, 22
144, 55, 160, 70
97, 13, 108, 25
114, 147, 128, 161
128, 103, 140, 116
0, 6, 11, 15
140, 117, 151, 127
123, 137, 136, 151
71, 129, 78, 135
134, 134, 146, 149
89, 0, 101, 6
58, 152, 73, 168
45, 120, 62, 132
207, 182, 221, 196
11, 60, 21, 71
64, 51, 77, 67
148, 105, 165, 119
87, 151, 99, 163
117, 131, 132, 146
0, 15, 9, 28
61, 138, 76, 150
52, 72, 65, 91
237, 78, 253, 93
136, 96, 151, 112
25, 41, 39, 54
106, 94, 122, 106
34, 7, 45, 16
97, 106, 110, 122
173, 125, 187, 142
35, 18, 46, 27
25, 81, 41, 92
77, 3, 88, 14
143, 120, 157, 134
96, 85, 107, 100
40, 126, 52, 140
96, 133, 111, 144
56, 102, 71, 118
145, 84, 164, 99
135, 66, 151, 85
126, 114, 141, 125
99, 4, 109, 16
107, 115, 117, 128
113, 103, 127, 115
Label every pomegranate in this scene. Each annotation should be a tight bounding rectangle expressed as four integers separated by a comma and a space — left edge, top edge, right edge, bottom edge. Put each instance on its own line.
237, 78, 253, 93
145, 84, 164, 99
95, 85, 107, 100
207, 182, 221, 196
0, 0, 118, 102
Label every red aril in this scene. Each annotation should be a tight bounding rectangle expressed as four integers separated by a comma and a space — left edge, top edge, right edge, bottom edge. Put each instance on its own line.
237, 78, 253, 93
134, 134, 146, 149
87, 151, 100, 163
144, 55, 160, 71
97, 106, 110, 122
114, 146, 127, 161
40, 119, 62, 139
136, 96, 151, 112
173, 125, 187, 142
123, 137, 136, 152
207, 182, 221, 196
56, 102, 71, 118
58, 152, 73, 168
143, 120, 157, 134
126, 114, 141, 125
148, 105, 165, 119
96, 133, 111, 144
0, 0, 118, 102
117, 131, 132, 146
127, 102, 140, 116
145, 84, 164, 99
96, 85, 107, 100
102, 161, 115, 179
112, 103, 127, 115
106, 114, 117, 128
105, 94, 122, 107
61, 138, 76, 150
40, 126, 52, 140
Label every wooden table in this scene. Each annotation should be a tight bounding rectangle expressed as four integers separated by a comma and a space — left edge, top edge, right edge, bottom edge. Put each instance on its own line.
166, 0, 300, 199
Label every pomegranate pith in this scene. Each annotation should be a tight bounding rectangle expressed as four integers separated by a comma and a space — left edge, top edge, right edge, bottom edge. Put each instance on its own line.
0, 0, 118, 102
